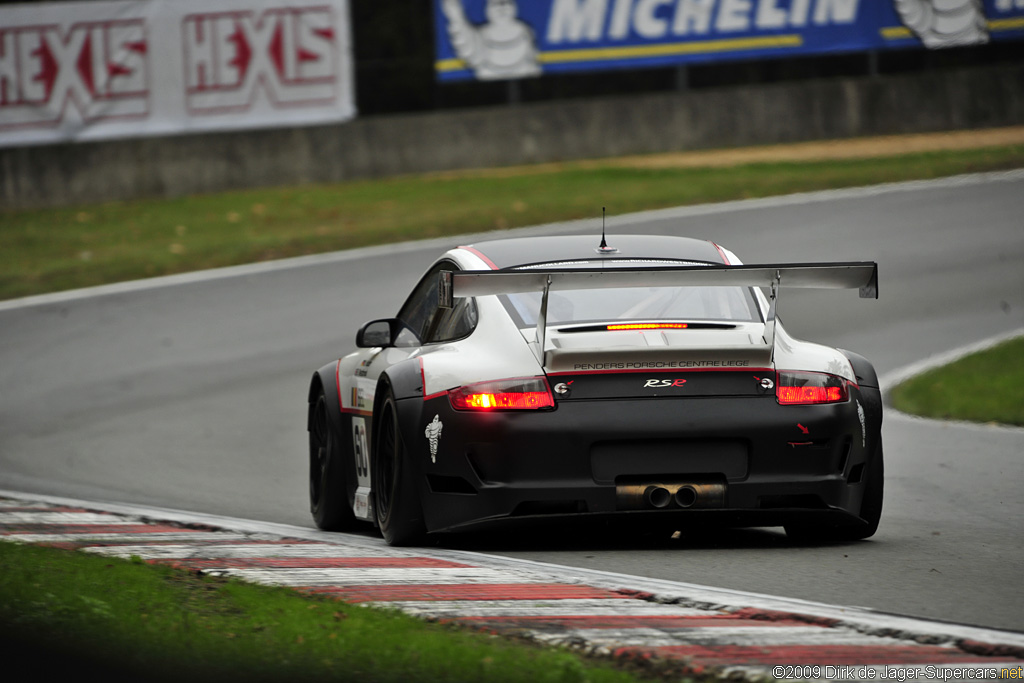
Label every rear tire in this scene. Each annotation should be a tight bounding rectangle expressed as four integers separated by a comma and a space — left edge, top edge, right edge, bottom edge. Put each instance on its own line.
373, 388, 427, 546
309, 388, 358, 531
786, 439, 884, 543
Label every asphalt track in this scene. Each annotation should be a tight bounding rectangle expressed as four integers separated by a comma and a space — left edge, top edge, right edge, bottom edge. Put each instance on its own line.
1, 171, 1022, 631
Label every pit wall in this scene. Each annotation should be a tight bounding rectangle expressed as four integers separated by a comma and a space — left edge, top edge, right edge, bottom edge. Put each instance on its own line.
3, 64, 1022, 210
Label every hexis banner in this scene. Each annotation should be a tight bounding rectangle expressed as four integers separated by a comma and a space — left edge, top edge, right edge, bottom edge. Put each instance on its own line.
0, 0, 355, 147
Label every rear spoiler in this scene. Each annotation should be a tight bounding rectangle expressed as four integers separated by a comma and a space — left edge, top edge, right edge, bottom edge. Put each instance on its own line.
439, 262, 878, 363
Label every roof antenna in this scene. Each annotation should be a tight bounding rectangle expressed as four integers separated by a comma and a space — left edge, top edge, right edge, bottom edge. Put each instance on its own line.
596, 206, 618, 254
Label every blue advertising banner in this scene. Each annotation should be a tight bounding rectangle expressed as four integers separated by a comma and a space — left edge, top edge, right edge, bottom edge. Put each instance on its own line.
434, 0, 1024, 82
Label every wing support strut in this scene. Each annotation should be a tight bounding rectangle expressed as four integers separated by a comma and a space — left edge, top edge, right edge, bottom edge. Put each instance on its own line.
532, 275, 552, 364
763, 272, 780, 363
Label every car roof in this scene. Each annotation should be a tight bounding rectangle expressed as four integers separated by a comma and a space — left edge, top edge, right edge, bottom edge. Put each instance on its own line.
461, 234, 727, 270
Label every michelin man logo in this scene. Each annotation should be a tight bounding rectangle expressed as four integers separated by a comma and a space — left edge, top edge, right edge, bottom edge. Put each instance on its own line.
893, 0, 990, 48
425, 415, 444, 463
441, 0, 541, 80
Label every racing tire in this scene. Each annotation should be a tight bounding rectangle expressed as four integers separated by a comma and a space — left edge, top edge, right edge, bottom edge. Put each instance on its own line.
785, 439, 884, 544
309, 388, 359, 531
373, 388, 427, 546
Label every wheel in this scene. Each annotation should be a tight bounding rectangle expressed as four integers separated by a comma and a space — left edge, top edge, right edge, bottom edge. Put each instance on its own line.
309, 387, 358, 531
786, 439, 884, 543
373, 387, 427, 546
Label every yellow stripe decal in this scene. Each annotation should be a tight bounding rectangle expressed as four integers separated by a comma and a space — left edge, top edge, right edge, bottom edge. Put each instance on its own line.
436, 34, 802, 73
989, 17, 1024, 31
882, 18, 1024, 41
880, 26, 912, 40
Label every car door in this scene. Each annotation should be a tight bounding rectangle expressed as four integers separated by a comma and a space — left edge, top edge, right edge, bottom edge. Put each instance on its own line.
344, 259, 475, 466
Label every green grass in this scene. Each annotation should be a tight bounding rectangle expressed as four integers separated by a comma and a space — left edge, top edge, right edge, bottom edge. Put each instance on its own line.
0, 540, 672, 683
1, 144, 1022, 301
889, 337, 1024, 427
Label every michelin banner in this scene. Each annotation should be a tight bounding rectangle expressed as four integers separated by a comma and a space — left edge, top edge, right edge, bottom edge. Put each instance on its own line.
434, 0, 1024, 82
0, 0, 355, 147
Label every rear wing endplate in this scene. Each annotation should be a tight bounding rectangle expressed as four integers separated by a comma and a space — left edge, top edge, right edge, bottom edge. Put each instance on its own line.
439, 262, 877, 363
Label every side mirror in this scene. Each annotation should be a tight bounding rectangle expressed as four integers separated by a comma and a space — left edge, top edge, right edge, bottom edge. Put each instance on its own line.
356, 319, 397, 348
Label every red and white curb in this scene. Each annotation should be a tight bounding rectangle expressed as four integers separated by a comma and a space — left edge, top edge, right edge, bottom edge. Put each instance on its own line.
2, 493, 1022, 682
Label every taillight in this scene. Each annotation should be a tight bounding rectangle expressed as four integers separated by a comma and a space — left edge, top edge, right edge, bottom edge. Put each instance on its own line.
448, 377, 555, 411
776, 371, 849, 405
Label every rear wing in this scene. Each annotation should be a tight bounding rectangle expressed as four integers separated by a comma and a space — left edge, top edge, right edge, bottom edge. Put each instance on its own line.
439, 262, 878, 363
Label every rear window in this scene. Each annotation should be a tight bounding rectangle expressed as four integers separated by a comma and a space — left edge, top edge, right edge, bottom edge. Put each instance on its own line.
502, 285, 762, 328
496, 260, 761, 328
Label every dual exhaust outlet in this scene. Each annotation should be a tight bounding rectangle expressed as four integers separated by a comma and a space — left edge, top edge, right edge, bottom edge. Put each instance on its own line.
616, 480, 726, 510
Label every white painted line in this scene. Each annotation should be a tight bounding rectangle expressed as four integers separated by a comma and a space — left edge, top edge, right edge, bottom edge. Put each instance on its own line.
209, 567, 556, 587
530, 626, 907, 648
0, 500, 59, 509
2, 532, 252, 543
379, 600, 718, 618
2, 169, 1021, 313
880, 327, 1024, 433
82, 543, 397, 559
880, 327, 1024, 392
0, 512, 135, 524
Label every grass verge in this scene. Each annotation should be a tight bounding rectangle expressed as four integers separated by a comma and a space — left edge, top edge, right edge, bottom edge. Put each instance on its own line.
0, 540, 670, 683
889, 336, 1024, 427
1, 144, 1022, 302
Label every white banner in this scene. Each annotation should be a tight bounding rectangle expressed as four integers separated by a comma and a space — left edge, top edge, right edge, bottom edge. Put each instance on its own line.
0, 0, 355, 147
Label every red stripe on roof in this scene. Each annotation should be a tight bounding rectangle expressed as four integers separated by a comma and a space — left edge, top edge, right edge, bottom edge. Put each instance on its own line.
710, 242, 731, 265
299, 583, 623, 603
458, 246, 499, 270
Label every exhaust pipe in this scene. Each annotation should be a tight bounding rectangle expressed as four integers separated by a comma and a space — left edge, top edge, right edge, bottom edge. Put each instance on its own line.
644, 486, 672, 509
616, 480, 726, 510
675, 485, 698, 508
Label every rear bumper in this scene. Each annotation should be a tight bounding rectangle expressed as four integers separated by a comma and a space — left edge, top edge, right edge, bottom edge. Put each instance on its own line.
397, 389, 881, 534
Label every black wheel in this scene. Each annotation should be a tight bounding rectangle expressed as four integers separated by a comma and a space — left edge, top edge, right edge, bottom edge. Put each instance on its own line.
373, 387, 427, 546
309, 388, 358, 531
786, 439, 884, 543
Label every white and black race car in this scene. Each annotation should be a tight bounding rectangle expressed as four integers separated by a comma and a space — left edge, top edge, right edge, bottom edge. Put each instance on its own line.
308, 234, 882, 546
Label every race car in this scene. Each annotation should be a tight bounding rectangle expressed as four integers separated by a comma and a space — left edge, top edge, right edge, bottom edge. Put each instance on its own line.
307, 234, 883, 546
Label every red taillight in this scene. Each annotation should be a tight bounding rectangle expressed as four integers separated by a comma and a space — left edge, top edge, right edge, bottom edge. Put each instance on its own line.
776, 371, 849, 405
606, 323, 688, 331
448, 377, 555, 411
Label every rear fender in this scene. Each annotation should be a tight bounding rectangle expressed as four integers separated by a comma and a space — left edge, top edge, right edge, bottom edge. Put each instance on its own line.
374, 359, 428, 450
840, 349, 880, 389
840, 350, 883, 474
372, 359, 432, 521
309, 362, 359, 513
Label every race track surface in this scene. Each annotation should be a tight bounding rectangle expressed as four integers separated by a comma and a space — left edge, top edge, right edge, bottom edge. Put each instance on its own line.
1, 171, 1022, 631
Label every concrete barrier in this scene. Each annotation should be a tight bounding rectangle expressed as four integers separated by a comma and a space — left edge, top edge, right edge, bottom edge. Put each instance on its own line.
2, 64, 1022, 210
